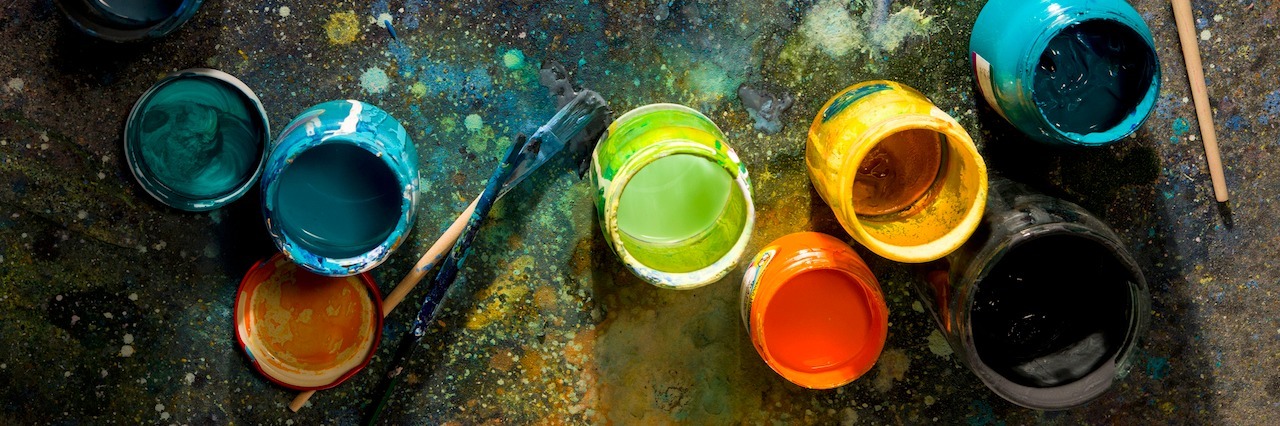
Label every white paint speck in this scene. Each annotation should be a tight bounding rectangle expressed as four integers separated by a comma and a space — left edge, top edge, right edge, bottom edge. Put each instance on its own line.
278, 6, 290, 17
1200, 29, 1211, 41
464, 114, 484, 131
1213, 14, 1223, 22
152, 241, 167, 251
911, 301, 923, 313
185, 373, 195, 384
39, 143, 49, 150
6, 78, 23, 92
39, 131, 48, 142
1, 363, 6, 369
77, 210, 87, 220
70, 315, 79, 325
56, 294, 63, 301
359, 67, 390, 94
155, 404, 164, 412
129, 293, 138, 301
101, 369, 108, 378
64, 371, 71, 377
376, 13, 394, 28
160, 412, 170, 420
1182, 97, 1190, 103
120, 345, 135, 357
103, 312, 113, 319
97, 172, 106, 180
123, 334, 134, 344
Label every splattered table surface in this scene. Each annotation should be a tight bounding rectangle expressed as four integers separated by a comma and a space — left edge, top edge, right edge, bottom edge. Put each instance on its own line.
1, 0, 1277, 424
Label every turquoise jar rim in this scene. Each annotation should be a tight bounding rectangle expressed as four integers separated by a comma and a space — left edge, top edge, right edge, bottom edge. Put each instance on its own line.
262, 100, 419, 277
55, 0, 205, 42
123, 68, 270, 212
1016, 11, 1162, 146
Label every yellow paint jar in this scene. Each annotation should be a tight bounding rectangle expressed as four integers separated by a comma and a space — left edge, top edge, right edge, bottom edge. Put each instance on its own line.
807, 81, 987, 263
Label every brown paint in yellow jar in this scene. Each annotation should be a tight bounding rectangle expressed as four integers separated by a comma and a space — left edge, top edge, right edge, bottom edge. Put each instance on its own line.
852, 129, 944, 218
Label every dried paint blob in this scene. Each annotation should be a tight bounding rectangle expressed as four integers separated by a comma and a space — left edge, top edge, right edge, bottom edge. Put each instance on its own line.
360, 67, 390, 94
325, 11, 360, 45
234, 254, 382, 390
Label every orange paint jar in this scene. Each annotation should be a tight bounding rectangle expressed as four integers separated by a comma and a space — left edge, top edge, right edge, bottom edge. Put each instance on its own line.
740, 232, 889, 389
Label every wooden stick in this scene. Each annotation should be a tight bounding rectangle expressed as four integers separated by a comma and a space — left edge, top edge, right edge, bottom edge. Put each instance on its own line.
1171, 0, 1229, 202
288, 195, 482, 413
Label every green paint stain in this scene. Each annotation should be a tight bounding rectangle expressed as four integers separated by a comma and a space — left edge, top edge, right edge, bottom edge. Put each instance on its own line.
274, 143, 402, 258
135, 76, 263, 198
502, 49, 526, 69
617, 154, 732, 243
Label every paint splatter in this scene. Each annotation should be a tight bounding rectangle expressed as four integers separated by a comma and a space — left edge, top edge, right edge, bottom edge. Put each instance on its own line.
1173, 117, 1191, 135
871, 348, 909, 392
6, 78, 23, 92
503, 49, 526, 69
325, 12, 361, 45
278, 6, 290, 18
464, 114, 484, 131
410, 81, 427, 97
360, 67, 390, 94
738, 85, 794, 134
376, 13, 394, 28
1147, 356, 1170, 379
927, 330, 953, 357
799, 0, 864, 57
797, 0, 936, 59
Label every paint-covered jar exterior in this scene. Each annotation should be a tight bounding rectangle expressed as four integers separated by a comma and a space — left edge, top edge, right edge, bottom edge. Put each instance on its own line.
55, 0, 204, 42
591, 103, 755, 289
970, 0, 1161, 146
914, 178, 1151, 409
740, 232, 888, 389
262, 100, 419, 277
807, 80, 987, 263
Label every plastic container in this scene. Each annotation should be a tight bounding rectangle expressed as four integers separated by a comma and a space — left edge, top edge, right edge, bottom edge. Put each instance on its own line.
123, 68, 269, 211
56, 0, 204, 41
807, 80, 987, 263
262, 100, 419, 277
970, 0, 1161, 146
740, 232, 888, 389
234, 253, 383, 390
914, 177, 1151, 409
591, 103, 755, 289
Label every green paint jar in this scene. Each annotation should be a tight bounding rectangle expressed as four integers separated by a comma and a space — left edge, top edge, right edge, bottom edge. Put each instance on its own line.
591, 104, 755, 289
124, 68, 269, 211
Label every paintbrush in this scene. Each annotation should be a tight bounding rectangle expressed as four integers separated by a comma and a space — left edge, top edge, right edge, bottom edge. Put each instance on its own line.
288, 63, 607, 412
361, 77, 611, 424
1171, 0, 1232, 227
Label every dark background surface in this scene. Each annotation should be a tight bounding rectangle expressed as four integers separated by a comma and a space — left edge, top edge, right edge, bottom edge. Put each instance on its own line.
1, 0, 1276, 424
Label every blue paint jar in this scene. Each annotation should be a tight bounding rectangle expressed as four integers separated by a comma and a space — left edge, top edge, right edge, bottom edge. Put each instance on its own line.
55, 0, 204, 41
970, 0, 1160, 146
262, 101, 419, 277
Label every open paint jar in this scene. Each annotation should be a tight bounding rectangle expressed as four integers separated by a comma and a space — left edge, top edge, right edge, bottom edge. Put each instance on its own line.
55, 0, 204, 41
262, 100, 419, 277
914, 178, 1150, 409
124, 68, 269, 211
807, 80, 987, 263
591, 103, 755, 289
234, 253, 383, 390
970, 0, 1160, 146
740, 232, 888, 389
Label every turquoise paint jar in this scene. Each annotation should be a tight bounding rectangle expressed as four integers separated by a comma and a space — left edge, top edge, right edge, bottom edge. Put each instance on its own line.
970, 0, 1160, 146
262, 101, 419, 277
55, 0, 204, 41
124, 68, 269, 211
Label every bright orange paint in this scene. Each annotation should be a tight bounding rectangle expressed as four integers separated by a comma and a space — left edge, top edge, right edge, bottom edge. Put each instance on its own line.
742, 232, 888, 389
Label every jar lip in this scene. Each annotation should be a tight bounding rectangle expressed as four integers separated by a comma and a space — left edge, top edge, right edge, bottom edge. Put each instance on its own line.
1018, 15, 1161, 146
600, 141, 755, 289
56, 0, 205, 42
835, 114, 987, 263
957, 223, 1149, 409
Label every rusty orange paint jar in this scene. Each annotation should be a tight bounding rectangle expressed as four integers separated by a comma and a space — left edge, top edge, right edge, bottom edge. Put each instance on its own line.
740, 232, 889, 389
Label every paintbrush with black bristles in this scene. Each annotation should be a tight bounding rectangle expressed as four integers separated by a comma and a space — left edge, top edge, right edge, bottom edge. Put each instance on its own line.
361, 63, 611, 425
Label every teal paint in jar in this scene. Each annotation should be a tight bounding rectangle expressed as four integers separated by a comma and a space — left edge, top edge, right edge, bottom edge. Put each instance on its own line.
970, 0, 1160, 146
55, 0, 203, 41
262, 101, 419, 277
124, 68, 269, 211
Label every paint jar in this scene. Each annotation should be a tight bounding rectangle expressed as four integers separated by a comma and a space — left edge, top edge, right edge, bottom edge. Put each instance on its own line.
262, 100, 419, 277
970, 0, 1161, 146
914, 177, 1150, 409
55, 0, 204, 41
807, 80, 988, 263
740, 232, 888, 389
124, 68, 269, 211
591, 103, 755, 289
234, 253, 383, 390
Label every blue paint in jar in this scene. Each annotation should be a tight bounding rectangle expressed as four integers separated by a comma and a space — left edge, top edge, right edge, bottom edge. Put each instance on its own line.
262, 100, 419, 277
970, 0, 1160, 146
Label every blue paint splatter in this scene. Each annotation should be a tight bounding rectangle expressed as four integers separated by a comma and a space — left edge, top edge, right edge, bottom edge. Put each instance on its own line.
1224, 114, 1246, 131
966, 400, 1005, 426
1173, 117, 1190, 135
1264, 90, 1280, 116
1246, 280, 1260, 289
1146, 356, 1170, 379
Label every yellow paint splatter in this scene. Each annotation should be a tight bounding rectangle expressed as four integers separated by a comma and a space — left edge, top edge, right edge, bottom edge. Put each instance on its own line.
325, 12, 360, 45
410, 82, 427, 97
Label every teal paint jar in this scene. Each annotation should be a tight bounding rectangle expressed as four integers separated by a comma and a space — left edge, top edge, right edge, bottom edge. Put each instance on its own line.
970, 0, 1160, 146
262, 101, 419, 277
55, 0, 203, 41
124, 68, 269, 211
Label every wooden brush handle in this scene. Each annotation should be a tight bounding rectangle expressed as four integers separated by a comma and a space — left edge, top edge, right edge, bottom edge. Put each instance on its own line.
288, 195, 482, 413
1172, 0, 1229, 202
